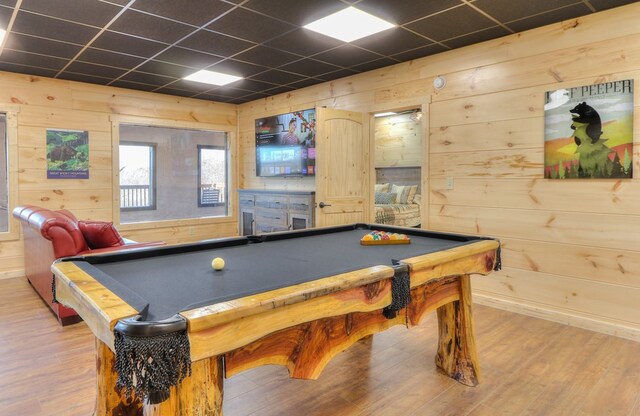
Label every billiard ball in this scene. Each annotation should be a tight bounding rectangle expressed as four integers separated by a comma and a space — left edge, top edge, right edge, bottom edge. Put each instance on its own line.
212, 257, 225, 271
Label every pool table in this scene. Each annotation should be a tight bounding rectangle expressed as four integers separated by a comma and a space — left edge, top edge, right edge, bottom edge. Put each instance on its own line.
51, 223, 500, 416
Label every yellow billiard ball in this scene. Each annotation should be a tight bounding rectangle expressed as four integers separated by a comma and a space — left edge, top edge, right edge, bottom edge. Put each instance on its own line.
212, 257, 225, 271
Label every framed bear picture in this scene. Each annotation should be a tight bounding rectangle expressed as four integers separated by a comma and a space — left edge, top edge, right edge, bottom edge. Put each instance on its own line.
544, 80, 634, 179
46, 129, 89, 179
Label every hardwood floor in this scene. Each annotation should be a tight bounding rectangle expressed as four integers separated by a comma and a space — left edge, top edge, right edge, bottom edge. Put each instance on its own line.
1, 276, 639, 416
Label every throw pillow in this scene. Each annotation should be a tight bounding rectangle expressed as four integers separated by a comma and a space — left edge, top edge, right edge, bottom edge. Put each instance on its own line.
391, 184, 418, 204
374, 183, 390, 193
79, 220, 125, 249
375, 192, 397, 204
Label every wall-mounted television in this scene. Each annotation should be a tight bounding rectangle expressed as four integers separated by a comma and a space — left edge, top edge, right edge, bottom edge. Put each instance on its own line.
255, 108, 316, 177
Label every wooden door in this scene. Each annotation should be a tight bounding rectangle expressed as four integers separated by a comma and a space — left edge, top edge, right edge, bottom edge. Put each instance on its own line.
315, 108, 369, 227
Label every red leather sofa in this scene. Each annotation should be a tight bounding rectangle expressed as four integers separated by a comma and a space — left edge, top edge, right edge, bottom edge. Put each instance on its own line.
13, 205, 164, 325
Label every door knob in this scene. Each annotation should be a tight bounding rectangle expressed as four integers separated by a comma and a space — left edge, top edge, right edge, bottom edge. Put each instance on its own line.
318, 202, 332, 208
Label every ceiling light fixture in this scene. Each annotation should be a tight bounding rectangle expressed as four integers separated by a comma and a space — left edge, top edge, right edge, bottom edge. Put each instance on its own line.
184, 70, 242, 86
374, 112, 396, 117
304, 7, 395, 43
0, 29, 6, 46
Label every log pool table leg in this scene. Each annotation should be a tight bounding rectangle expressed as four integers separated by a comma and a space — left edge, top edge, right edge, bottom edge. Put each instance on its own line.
434, 274, 482, 386
95, 339, 143, 416
95, 339, 224, 416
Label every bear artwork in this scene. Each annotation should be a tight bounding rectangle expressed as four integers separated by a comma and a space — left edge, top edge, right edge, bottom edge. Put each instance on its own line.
570, 102, 622, 178
48, 144, 77, 162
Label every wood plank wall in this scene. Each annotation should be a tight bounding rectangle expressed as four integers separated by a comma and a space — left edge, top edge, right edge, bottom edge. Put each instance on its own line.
238, 3, 640, 341
374, 112, 422, 168
0, 73, 238, 279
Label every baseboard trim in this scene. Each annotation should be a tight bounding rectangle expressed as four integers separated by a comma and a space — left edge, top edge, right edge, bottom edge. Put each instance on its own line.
473, 293, 640, 343
0, 269, 25, 280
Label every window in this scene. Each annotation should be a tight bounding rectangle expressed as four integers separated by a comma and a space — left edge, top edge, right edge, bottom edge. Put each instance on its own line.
118, 124, 229, 224
198, 145, 227, 207
119, 142, 155, 211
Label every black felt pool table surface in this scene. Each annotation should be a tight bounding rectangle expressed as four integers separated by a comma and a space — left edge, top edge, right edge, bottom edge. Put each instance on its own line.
70, 225, 483, 321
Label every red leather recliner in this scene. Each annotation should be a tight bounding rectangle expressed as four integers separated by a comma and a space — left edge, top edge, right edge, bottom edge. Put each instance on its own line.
13, 205, 164, 325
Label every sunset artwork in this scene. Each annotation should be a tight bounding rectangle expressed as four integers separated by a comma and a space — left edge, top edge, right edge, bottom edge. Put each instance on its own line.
544, 80, 634, 179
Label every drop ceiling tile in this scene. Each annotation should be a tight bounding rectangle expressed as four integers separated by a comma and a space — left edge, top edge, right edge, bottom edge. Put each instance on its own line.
391, 43, 448, 61
77, 48, 146, 69
356, 0, 462, 24
110, 79, 159, 92
226, 78, 277, 92
286, 77, 323, 89
19, 0, 122, 26
443, 26, 511, 49
234, 46, 300, 68
473, 0, 584, 23
234, 92, 269, 101
262, 85, 296, 95
249, 69, 305, 84
589, 0, 638, 11
0, 5, 11, 27
504, 4, 593, 33
12, 11, 100, 44
92, 31, 168, 58
0, 49, 68, 70
169, 79, 220, 93
206, 86, 254, 98
109, 9, 195, 44
0, 61, 57, 77
352, 28, 430, 56
207, 59, 267, 78
279, 58, 340, 77
406, 4, 497, 42
58, 72, 111, 85
155, 47, 223, 69
0, 0, 17, 6
155, 87, 197, 98
64, 61, 128, 78
100, 0, 129, 5
120, 71, 177, 86
131, 0, 235, 26
196, 92, 235, 102
317, 68, 358, 81
349, 57, 397, 72
178, 30, 254, 57
264, 28, 342, 56
206, 7, 296, 43
313, 45, 381, 68
4, 33, 83, 59
137, 60, 195, 78
242, 0, 347, 26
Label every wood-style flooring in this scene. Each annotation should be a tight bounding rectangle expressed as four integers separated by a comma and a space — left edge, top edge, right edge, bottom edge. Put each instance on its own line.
1, 277, 639, 416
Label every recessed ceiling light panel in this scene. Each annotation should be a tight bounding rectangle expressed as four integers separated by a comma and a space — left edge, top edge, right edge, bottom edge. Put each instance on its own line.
184, 70, 242, 86
304, 7, 395, 43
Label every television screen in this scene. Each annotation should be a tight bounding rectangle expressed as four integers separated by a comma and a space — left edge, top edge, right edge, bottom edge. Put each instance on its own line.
255, 108, 316, 177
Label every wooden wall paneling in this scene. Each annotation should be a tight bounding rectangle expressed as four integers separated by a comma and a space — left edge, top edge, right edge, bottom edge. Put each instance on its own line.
374, 113, 422, 168
430, 148, 544, 178
430, 34, 640, 102
430, 118, 543, 153
501, 237, 640, 288
430, 178, 640, 214
429, 204, 640, 253
473, 267, 640, 331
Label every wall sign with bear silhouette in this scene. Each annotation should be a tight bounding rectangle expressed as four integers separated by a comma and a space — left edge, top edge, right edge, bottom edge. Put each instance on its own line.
46, 129, 89, 179
544, 80, 633, 179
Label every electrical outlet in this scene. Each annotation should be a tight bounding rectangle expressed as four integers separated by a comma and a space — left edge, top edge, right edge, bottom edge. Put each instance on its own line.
446, 177, 454, 190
